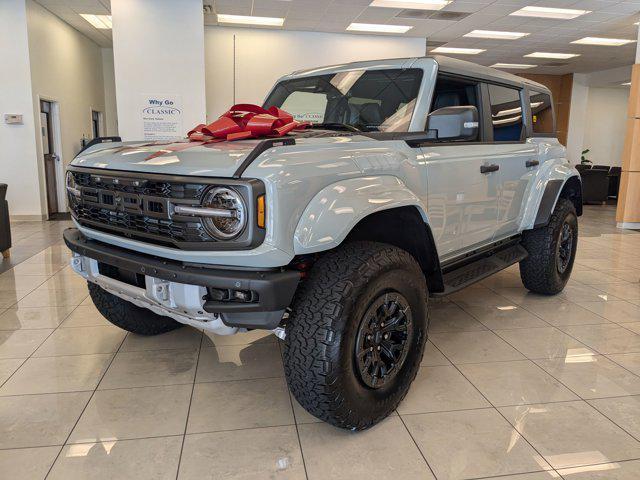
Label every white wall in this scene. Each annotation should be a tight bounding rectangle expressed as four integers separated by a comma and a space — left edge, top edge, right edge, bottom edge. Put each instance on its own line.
101, 48, 118, 137
27, 0, 107, 212
204, 27, 426, 121
0, 0, 40, 218
112, 0, 206, 140
582, 87, 629, 167
566, 74, 589, 165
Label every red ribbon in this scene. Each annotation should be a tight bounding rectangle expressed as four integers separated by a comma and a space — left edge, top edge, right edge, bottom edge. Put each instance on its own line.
187, 104, 308, 142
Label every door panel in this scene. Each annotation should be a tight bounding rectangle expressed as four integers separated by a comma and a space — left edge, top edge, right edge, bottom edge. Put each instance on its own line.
493, 141, 539, 238
422, 145, 499, 259
40, 103, 58, 215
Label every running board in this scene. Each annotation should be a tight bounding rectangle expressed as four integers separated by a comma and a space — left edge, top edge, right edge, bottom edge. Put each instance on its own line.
432, 244, 528, 297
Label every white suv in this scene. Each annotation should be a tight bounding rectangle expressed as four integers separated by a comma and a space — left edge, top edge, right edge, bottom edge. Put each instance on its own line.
64, 55, 582, 430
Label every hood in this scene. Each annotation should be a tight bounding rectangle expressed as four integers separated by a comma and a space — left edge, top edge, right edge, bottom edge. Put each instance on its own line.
71, 139, 264, 178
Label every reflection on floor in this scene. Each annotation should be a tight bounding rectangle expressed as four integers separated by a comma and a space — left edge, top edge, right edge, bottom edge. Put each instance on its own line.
1, 206, 640, 479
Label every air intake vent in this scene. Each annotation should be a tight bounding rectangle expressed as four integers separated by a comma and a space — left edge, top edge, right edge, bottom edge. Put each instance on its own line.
397, 9, 470, 21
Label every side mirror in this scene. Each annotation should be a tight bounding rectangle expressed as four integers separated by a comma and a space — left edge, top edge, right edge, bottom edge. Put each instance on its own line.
426, 106, 479, 142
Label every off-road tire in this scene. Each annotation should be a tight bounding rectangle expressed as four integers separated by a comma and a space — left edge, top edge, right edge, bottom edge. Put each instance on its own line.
520, 198, 578, 295
283, 241, 428, 430
88, 282, 183, 335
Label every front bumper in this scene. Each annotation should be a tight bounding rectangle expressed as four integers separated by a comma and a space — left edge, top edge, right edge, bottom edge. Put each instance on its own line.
63, 228, 300, 331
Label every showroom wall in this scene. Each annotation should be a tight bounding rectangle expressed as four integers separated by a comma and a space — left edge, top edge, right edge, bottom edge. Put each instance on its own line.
27, 0, 107, 174
101, 48, 118, 137
0, 0, 40, 218
204, 27, 427, 121
582, 87, 629, 167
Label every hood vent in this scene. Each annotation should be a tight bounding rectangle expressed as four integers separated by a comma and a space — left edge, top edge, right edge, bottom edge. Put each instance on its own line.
396, 9, 470, 21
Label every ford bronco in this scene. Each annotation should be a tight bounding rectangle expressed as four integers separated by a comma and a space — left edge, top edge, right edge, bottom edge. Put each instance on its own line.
64, 56, 582, 430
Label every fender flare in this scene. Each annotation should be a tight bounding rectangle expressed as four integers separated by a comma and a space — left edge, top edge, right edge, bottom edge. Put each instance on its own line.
531, 174, 582, 229
293, 176, 429, 254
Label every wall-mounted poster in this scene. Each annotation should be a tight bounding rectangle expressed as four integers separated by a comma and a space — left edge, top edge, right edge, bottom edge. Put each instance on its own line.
140, 95, 183, 140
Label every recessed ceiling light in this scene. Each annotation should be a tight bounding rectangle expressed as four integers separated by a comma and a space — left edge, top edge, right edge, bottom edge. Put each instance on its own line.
431, 46, 485, 55
524, 52, 580, 59
510, 6, 591, 20
465, 30, 529, 40
217, 14, 284, 27
491, 63, 537, 69
346, 23, 413, 33
80, 14, 112, 29
572, 37, 636, 46
369, 0, 451, 10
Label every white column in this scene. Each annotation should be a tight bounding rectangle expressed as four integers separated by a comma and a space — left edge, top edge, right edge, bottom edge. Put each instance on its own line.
0, 0, 42, 218
111, 0, 206, 141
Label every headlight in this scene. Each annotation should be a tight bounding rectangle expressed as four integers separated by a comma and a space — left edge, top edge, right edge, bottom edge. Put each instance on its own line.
202, 187, 247, 239
66, 171, 81, 197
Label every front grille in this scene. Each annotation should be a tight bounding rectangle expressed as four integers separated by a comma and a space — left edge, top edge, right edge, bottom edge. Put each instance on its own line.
67, 168, 264, 250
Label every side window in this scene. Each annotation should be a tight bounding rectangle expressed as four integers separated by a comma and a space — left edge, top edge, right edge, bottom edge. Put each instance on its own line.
429, 75, 481, 142
529, 90, 554, 135
280, 91, 327, 123
487, 84, 524, 142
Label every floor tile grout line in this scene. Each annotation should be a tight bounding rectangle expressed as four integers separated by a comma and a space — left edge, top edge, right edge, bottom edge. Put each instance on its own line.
426, 339, 556, 474
43, 327, 128, 480
584, 398, 640, 445
174, 329, 204, 480
396, 411, 439, 479
278, 340, 310, 480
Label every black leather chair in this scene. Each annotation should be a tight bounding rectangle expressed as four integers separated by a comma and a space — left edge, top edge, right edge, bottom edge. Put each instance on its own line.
592, 165, 611, 171
575, 164, 591, 173
0, 184, 11, 259
581, 169, 610, 204
608, 167, 622, 198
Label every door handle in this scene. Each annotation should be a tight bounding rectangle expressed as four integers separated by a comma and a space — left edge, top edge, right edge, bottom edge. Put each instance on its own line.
480, 164, 499, 174
526, 160, 540, 168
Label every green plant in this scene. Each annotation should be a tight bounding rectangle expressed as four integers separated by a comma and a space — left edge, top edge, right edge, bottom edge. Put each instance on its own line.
580, 149, 592, 165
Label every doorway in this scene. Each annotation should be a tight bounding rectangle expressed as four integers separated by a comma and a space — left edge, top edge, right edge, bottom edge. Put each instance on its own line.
40, 100, 61, 216
91, 110, 103, 139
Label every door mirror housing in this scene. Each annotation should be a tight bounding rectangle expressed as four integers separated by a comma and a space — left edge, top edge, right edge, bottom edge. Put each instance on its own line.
426, 106, 479, 142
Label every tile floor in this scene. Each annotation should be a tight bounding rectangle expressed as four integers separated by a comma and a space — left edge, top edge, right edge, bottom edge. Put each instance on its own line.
2, 207, 640, 479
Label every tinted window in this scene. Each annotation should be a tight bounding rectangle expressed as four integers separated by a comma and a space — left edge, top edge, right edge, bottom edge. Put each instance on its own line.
264, 69, 423, 132
429, 75, 481, 142
530, 91, 554, 135
488, 84, 524, 142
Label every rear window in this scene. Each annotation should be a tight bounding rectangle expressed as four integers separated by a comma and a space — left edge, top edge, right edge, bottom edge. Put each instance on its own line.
487, 84, 524, 142
530, 90, 554, 135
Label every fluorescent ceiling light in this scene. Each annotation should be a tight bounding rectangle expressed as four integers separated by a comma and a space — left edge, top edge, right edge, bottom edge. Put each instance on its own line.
572, 37, 635, 46
510, 6, 591, 20
80, 14, 112, 29
622, 82, 632, 86
217, 14, 284, 27
491, 63, 536, 69
369, 0, 451, 10
347, 23, 412, 33
431, 46, 485, 55
525, 52, 580, 59
465, 30, 528, 40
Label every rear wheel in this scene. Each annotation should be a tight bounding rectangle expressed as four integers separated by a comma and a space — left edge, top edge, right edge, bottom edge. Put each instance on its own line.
283, 241, 428, 430
520, 198, 578, 294
88, 282, 183, 335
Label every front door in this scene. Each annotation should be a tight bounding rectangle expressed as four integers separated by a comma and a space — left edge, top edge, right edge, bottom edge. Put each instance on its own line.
40, 100, 58, 215
423, 145, 500, 259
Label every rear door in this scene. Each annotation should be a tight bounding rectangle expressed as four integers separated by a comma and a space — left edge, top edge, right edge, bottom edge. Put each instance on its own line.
421, 74, 499, 260
482, 83, 539, 239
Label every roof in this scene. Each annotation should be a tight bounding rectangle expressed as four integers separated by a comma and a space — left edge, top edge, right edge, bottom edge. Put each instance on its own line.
286, 55, 549, 93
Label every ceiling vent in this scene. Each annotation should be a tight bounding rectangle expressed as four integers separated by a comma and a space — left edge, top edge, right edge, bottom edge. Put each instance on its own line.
396, 9, 470, 21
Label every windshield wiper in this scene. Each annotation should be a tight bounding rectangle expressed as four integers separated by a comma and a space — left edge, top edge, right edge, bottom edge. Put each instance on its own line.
309, 123, 361, 132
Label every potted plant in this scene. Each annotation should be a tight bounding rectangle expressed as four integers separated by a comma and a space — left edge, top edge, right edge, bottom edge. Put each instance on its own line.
580, 149, 592, 165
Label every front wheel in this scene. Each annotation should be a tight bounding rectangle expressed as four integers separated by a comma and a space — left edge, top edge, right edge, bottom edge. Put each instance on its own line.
520, 198, 578, 294
283, 241, 428, 430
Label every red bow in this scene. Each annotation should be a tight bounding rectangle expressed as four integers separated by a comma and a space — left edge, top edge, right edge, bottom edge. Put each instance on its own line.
187, 104, 308, 142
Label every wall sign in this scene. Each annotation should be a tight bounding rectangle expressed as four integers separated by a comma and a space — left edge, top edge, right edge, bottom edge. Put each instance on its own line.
140, 95, 183, 140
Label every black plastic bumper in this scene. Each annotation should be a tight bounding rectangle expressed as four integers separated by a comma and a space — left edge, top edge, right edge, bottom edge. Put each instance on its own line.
63, 228, 300, 329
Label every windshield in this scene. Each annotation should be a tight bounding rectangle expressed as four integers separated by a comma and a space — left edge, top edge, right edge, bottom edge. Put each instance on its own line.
264, 68, 423, 132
